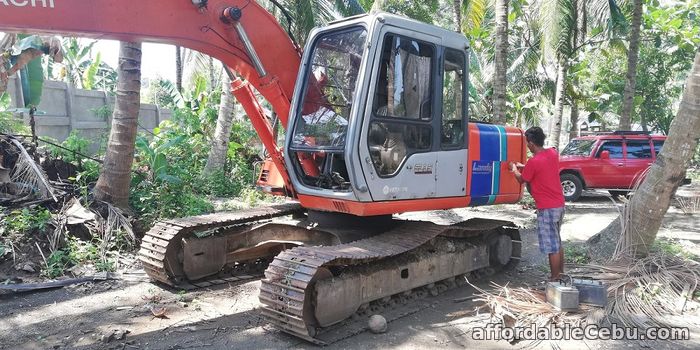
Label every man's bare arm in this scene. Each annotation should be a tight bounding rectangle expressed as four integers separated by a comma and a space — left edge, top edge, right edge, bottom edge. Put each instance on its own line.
510, 162, 525, 184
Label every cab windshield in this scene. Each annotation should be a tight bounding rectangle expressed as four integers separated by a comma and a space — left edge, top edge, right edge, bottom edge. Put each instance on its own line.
561, 139, 596, 156
292, 27, 367, 149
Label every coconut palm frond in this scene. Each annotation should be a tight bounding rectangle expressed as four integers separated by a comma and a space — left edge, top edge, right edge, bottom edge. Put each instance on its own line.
462, 0, 489, 33
537, 0, 576, 60
9, 138, 57, 202
103, 200, 135, 244
589, 0, 628, 34
334, 0, 366, 16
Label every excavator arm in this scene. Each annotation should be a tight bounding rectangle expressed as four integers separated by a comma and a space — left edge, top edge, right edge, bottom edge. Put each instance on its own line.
0, 0, 301, 194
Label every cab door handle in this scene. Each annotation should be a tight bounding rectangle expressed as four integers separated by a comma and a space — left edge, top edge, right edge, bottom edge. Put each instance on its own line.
616, 163, 624, 167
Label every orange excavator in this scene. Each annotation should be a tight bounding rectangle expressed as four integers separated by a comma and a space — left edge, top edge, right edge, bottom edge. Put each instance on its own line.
1, 0, 526, 343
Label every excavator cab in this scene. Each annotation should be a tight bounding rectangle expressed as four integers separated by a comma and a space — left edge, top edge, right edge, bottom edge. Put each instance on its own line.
286, 14, 467, 211
283, 13, 524, 216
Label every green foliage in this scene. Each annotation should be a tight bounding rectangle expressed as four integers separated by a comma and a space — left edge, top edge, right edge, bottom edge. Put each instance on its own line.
370, 0, 439, 24
0, 93, 27, 133
82, 51, 102, 90
135, 134, 186, 185
90, 104, 113, 120
42, 249, 71, 278
143, 77, 184, 109
5, 208, 52, 234
50, 38, 118, 92
131, 180, 214, 226
652, 239, 698, 261
199, 170, 240, 198
14, 35, 46, 107
564, 244, 590, 264
45, 130, 90, 163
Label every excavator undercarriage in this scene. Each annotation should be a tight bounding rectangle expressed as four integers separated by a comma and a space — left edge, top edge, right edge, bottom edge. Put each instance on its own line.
138, 203, 521, 344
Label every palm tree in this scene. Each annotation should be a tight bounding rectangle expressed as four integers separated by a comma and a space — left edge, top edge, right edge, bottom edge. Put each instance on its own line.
537, 0, 625, 148
175, 46, 184, 93
493, 0, 509, 125
93, 41, 142, 209
618, 0, 643, 131
203, 71, 236, 175
616, 50, 700, 257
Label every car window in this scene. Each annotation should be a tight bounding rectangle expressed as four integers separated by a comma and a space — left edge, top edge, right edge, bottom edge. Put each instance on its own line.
596, 141, 623, 159
653, 140, 664, 156
626, 140, 652, 159
561, 139, 595, 156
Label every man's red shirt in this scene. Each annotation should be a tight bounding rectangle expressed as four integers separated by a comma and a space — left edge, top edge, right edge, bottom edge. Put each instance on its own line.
521, 148, 565, 209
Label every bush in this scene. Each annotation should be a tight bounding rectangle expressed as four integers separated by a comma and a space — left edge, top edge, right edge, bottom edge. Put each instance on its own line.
4, 207, 52, 234
45, 131, 91, 164
130, 180, 214, 227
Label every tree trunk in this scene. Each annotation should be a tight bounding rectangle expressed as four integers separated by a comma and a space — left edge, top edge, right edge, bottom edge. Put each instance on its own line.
617, 51, 700, 257
569, 102, 579, 140
492, 0, 509, 125
619, 0, 643, 131
550, 59, 567, 149
208, 56, 215, 92
93, 41, 142, 209
175, 46, 183, 93
577, 1, 587, 47
204, 74, 235, 175
453, 0, 462, 32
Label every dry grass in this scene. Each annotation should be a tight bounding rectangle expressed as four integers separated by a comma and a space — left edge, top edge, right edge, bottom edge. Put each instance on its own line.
676, 196, 700, 215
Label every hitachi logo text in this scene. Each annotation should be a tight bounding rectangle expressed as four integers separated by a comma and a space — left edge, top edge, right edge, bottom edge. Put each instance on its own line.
0, 0, 54, 8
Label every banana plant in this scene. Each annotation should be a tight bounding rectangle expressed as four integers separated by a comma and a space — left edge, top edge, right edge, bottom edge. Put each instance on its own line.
135, 134, 187, 185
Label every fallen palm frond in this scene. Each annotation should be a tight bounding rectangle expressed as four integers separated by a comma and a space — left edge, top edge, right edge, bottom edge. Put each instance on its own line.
676, 195, 700, 215
470, 281, 604, 329
90, 200, 135, 267
468, 254, 700, 347
569, 254, 700, 329
8, 137, 57, 202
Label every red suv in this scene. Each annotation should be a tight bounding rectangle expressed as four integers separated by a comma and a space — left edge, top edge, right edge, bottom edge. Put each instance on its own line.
558, 131, 667, 201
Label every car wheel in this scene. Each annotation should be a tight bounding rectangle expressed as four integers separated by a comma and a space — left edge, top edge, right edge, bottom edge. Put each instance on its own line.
560, 173, 583, 202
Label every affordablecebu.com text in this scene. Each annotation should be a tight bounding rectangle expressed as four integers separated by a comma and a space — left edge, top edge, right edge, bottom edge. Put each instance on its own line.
472, 323, 690, 341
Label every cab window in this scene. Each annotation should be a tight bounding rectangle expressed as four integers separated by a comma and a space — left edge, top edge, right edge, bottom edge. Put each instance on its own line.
596, 141, 623, 159
441, 49, 466, 149
626, 140, 652, 159
368, 33, 434, 177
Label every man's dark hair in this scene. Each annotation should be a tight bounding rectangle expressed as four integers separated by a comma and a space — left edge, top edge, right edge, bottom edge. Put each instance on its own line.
525, 127, 546, 147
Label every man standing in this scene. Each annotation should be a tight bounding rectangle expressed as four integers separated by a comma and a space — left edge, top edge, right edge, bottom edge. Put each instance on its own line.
510, 127, 566, 280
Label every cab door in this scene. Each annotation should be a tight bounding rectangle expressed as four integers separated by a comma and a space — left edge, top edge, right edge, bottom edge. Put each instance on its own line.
359, 28, 441, 201
435, 48, 468, 197
587, 140, 627, 188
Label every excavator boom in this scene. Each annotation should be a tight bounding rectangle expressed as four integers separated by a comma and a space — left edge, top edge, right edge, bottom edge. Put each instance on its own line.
1, 0, 301, 193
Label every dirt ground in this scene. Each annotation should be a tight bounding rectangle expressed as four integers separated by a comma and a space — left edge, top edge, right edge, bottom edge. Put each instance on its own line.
1, 188, 699, 350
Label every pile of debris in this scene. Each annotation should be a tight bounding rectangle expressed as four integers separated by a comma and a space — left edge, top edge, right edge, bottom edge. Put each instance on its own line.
1, 134, 135, 282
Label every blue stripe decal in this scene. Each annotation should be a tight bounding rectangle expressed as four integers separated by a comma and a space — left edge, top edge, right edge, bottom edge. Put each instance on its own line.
487, 195, 496, 205
476, 124, 499, 161
492, 161, 501, 195
470, 196, 490, 206
497, 125, 508, 161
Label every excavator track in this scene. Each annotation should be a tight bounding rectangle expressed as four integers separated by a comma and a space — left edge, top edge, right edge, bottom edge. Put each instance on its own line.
138, 203, 304, 288
259, 218, 521, 344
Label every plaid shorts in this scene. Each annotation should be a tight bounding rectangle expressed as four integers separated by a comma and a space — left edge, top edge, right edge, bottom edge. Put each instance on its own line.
536, 207, 565, 254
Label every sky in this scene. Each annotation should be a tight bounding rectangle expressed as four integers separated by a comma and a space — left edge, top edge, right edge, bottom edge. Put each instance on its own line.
92, 39, 177, 82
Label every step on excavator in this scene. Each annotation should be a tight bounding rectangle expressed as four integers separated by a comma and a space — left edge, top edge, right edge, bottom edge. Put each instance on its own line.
2, 0, 526, 343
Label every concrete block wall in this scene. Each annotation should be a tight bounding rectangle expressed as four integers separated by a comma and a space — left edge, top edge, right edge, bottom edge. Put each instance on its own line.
6, 76, 171, 154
